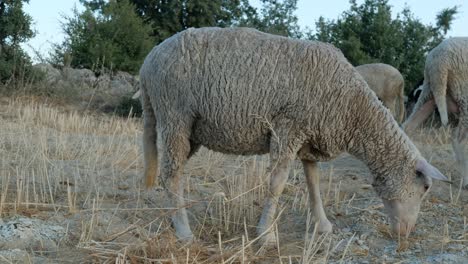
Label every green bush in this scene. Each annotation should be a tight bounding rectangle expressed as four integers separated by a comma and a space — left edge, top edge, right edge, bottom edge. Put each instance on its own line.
310, 0, 458, 93
0, 0, 37, 88
51, 0, 154, 75
114, 95, 142, 117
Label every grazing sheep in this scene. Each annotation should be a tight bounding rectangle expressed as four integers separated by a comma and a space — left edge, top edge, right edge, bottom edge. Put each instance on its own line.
403, 37, 468, 188
140, 27, 448, 244
356, 63, 405, 123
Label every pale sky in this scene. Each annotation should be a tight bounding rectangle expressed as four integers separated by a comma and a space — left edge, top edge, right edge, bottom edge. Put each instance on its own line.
23, 0, 467, 61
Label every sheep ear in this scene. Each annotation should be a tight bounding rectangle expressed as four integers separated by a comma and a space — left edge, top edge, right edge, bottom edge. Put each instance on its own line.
416, 159, 450, 182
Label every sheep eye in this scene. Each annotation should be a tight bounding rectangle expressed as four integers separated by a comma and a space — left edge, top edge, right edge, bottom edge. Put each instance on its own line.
424, 184, 430, 191
416, 171, 424, 178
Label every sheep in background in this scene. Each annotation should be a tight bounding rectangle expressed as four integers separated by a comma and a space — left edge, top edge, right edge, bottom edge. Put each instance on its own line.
140, 27, 448, 244
404, 37, 468, 188
356, 63, 405, 123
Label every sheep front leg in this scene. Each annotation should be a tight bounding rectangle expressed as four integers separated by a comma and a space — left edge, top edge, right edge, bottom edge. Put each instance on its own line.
302, 160, 332, 233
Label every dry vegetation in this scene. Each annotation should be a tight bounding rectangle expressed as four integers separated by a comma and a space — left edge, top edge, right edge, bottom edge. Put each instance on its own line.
0, 97, 466, 263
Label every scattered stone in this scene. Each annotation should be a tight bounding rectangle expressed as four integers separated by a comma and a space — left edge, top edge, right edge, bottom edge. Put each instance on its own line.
0, 217, 66, 251
0, 249, 31, 263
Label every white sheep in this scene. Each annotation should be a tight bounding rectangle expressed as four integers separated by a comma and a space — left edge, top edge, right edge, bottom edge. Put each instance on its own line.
140, 27, 448, 244
404, 37, 468, 188
356, 63, 405, 123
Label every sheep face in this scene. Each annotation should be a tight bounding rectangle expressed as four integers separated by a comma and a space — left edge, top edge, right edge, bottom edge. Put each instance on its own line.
381, 172, 431, 238
378, 159, 447, 238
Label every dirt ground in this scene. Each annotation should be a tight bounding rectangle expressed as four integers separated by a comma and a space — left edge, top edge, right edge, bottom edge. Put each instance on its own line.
0, 97, 466, 263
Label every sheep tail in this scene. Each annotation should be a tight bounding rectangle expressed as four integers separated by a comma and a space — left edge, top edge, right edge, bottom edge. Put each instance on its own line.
141, 83, 159, 188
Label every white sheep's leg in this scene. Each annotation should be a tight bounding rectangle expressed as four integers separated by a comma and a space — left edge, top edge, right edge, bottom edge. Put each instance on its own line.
403, 85, 434, 131
257, 154, 293, 245
452, 125, 468, 189
403, 99, 436, 132
160, 127, 194, 242
257, 132, 300, 245
302, 160, 332, 233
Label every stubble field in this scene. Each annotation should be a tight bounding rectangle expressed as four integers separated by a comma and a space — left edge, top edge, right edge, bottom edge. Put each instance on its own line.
0, 97, 466, 263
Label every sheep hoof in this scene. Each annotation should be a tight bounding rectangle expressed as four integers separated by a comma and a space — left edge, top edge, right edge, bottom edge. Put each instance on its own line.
317, 219, 333, 234
176, 232, 195, 244
259, 232, 278, 248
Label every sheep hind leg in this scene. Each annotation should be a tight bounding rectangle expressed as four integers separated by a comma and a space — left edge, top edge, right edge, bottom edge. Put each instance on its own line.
257, 133, 300, 246
257, 156, 292, 246
403, 99, 436, 132
302, 160, 332, 233
160, 127, 194, 242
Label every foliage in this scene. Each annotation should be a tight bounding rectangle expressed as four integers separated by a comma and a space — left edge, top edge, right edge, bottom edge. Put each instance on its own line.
57, 0, 301, 76
82, 0, 302, 44
114, 95, 142, 117
80, 0, 243, 44
51, 0, 154, 74
238, 0, 301, 38
310, 0, 458, 92
0, 0, 36, 84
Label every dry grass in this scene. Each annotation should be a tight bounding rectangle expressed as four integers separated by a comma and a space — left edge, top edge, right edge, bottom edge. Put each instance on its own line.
0, 97, 466, 263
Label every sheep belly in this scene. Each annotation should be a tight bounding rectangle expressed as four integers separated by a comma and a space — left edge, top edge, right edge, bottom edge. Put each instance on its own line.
191, 120, 271, 155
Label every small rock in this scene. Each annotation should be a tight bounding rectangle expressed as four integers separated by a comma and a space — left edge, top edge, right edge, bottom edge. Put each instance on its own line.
356, 239, 365, 246
0, 217, 66, 251
0, 249, 30, 262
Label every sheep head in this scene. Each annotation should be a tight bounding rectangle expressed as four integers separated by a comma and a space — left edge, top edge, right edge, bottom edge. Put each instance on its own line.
378, 159, 448, 238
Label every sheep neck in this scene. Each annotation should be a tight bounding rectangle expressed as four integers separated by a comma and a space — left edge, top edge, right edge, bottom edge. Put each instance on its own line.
345, 92, 418, 199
